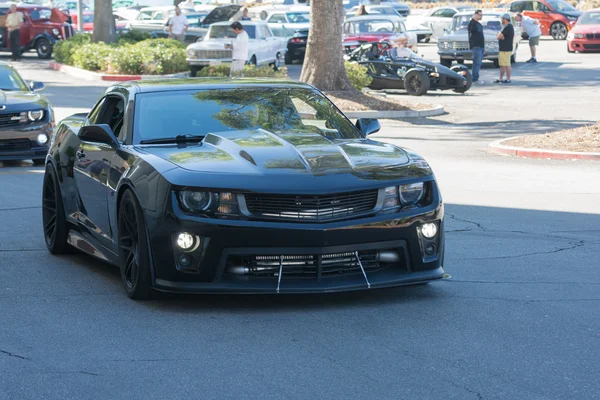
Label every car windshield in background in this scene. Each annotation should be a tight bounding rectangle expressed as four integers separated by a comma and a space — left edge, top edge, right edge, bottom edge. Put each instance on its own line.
29, 9, 52, 20
547, 0, 577, 12
83, 14, 94, 23
0, 67, 30, 91
577, 11, 600, 24
133, 88, 362, 144
209, 25, 256, 39
453, 15, 502, 31
344, 20, 395, 34
187, 15, 207, 27
286, 12, 310, 23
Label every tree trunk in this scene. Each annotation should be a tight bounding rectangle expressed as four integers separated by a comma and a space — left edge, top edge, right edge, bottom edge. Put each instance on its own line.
93, 0, 116, 44
300, 0, 354, 91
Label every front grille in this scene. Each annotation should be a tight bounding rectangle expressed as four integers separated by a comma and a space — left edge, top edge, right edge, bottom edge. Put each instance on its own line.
195, 49, 232, 59
585, 33, 600, 39
244, 189, 379, 222
451, 41, 470, 51
0, 113, 21, 127
0, 138, 31, 152
583, 44, 600, 49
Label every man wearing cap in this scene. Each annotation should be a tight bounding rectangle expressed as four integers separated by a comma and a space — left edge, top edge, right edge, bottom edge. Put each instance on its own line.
515, 13, 541, 63
496, 14, 514, 83
468, 10, 485, 84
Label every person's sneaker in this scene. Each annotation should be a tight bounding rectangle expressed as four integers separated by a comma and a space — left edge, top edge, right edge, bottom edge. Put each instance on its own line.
502, 80, 511, 84
494, 79, 502, 83
526, 58, 537, 63
474, 80, 484, 84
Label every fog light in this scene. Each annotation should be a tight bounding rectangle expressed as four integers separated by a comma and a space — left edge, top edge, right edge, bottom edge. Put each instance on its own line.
420, 222, 438, 239
37, 133, 48, 145
176, 232, 195, 250
425, 242, 436, 255
178, 254, 193, 268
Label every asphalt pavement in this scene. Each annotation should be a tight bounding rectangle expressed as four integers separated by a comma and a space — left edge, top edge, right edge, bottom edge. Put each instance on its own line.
1, 40, 599, 400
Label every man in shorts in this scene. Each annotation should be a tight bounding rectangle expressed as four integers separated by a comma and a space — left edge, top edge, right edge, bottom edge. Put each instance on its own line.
168, 6, 188, 42
495, 13, 514, 83
515, 13, 541, 63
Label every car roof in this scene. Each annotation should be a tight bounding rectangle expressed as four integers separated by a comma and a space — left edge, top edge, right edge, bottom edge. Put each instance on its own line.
116, 78, 314, 94
345, 15, 403, 22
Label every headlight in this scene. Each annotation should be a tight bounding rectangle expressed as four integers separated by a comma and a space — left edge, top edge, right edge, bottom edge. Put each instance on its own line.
187, 48, 197, 58
571, 33, 584, 39
28, 110, 44, 121
438, 41, 448, 49
52, 28, 60, 35
178, 190, 238, 216
179, 190, 215, 212
567, 16, 578, 21
399, 182, 424, 206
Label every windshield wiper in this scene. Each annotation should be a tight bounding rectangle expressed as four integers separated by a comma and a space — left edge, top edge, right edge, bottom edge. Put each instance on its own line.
139, 134, 205, 145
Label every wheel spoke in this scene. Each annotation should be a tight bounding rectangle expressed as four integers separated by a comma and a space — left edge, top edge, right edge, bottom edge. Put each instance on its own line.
44, 215, 56, 237
124, 252, 136, 286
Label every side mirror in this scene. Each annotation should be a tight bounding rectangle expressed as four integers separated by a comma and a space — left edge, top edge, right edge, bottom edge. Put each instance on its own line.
78, 124, 120, 149
356, 118, 381, 136
30, 81, 44, 91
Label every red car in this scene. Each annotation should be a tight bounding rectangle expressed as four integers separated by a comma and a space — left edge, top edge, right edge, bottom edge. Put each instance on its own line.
568, 8, 600, 52
0, 4, 73, 59
507, 0, 581, 40
71, 11, 129, 33
342, 15, 411, 53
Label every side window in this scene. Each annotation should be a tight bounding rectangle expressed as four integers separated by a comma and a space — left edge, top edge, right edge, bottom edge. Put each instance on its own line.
269, 14, 286, 23
522, 1, 535, 11
262, 25, 271, 38
398, 22, 406, 33
137, 11, 152, 20
87, 98, 107, 125
535, 2, 549, 11
92, 96, 126, 142
443, 9, 457, 18
431, 9, 445, 17
153, 12, 164, 21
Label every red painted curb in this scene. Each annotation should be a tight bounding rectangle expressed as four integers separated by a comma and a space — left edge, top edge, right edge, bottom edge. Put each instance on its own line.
488, 137, 600, 161
49, 61, 162, 81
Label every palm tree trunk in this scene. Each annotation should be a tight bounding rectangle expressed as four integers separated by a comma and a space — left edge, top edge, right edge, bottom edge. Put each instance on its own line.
93, 0, 116, 43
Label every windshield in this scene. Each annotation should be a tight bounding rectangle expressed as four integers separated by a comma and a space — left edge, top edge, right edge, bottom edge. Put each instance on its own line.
133, 88, 362, 144
577, 11, 600, 24
208, 25, 256, 39
547, 0, 577, 12
344, 20, 396, 34
187, 14, 207, 27
286, 12, 310, 23
29, 9, 53, 20
83, 14, 94, 23
0, 67, 30, 91
452, 15, 503, 31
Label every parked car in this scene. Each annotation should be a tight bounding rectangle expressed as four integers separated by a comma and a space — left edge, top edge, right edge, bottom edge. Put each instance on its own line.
348, 42, 472, 95
71, 10, 130, 33
41, 78, 445, 299
343, 15, 417, 54
0, 64, 52, 165
507, 0, 581, 39
438, 11, 521, 68
346, 5, 404, 19
377, 1, 411, 17
252, 1, 309, 20
567, 8, 600, 52
186, 21, 287, 76
408, 6, 475, 39
285, 27, 308, 64
266, 9, 310, 38
0, 3, 73, 59
404, 19, 433, 43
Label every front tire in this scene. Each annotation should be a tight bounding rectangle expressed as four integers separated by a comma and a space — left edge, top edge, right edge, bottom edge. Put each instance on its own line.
551, 22, 568, 40
404, 70, 430, 96
453, 69, 472, 93
284, 51, 293, 65
42, 164, 70, 254
36, 38, 52, 59
118, 189, 153, 300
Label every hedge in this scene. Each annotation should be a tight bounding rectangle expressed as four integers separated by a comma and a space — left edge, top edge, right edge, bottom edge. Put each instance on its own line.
197, 64, 288, 78
344, 62, 373, 91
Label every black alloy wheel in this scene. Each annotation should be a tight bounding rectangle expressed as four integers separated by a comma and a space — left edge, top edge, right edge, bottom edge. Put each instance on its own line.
36, 38, 53, 59
404, 70, 430, 96
118, 190, 152, 300
42, 165, 70, 253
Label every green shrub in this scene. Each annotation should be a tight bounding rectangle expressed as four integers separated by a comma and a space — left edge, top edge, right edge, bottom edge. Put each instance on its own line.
106, 45, 145, 75
197, 64, 288, 78
106, 44, 187, 75
345, 61, 373, 91
117, 30, 154, 45
71, 43, 112, 71
134, 38, 186, 50
54, 33, 92, 64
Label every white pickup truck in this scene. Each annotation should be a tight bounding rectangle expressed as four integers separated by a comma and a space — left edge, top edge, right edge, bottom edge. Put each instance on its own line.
186, 21, 288, 76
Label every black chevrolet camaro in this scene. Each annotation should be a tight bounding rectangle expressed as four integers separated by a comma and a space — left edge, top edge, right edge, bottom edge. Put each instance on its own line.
42, 79, 445, 299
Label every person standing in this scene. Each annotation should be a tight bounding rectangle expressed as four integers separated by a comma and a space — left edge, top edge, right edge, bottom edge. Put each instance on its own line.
6, 4, 24, 61
241, 8, 251, 21
468, 10, 485, 84
495, 14, 514, 84
168, 6, 188, 43
515, 13, 541, 63
229, 21, 249, 77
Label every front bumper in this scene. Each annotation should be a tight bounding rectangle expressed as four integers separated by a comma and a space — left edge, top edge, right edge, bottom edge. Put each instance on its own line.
0, 122, 52, 161
439, 49, 499, 61
286, 44, 306, 59
146, 193, 445, 294
568, 38, 600, 52
187, 58, 232, 67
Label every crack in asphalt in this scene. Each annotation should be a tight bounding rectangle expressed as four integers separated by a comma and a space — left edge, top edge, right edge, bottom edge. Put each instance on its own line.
43, 371, 100, 377
445, 213, 486, 231
450, 296, 600, 304
0, 349, 30, 361
109, 358, 193, 363
447, 380, 484, 400
454, 241, 586, 261
0, 249, 47, 252
0, 206, 41, 212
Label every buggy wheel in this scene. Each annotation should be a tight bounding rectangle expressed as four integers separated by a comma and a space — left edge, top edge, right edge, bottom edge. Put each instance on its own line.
453, 69, 472, 93
404, 70, 430, 96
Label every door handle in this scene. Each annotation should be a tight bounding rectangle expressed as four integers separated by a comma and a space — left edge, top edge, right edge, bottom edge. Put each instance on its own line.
76, 149, 85, 159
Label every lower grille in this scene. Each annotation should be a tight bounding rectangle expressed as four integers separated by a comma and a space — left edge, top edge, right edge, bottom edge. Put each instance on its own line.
195, 49, 232, 59
451, 42, 470, 51
0, 113, 21, 127
583, 44, 600, 49
0, 138, 31, 152
244, 189, 379, 222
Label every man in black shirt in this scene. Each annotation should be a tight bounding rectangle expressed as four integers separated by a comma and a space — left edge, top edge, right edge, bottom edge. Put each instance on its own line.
496, 13, 514, 83
468, 10, 485, 83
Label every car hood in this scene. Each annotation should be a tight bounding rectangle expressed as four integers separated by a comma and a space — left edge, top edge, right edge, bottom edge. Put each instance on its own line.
201, 4, 242, 26
188, 38, 234, 50
141, 129, 411, 175
564, 11, 582, 18
439, 29, 498, 42
572, 23, 600, 33
0, 91, 49, 110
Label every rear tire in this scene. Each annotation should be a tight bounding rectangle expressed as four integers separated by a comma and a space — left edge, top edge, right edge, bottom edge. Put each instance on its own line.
42, 164, 70, 254
404, 69, 430, 96
284, 51, 293, 65
440, 58, 452, 68
118, 189, 153, 300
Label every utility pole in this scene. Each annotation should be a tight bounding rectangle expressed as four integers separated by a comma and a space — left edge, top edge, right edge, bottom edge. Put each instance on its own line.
77, 0, 84, 32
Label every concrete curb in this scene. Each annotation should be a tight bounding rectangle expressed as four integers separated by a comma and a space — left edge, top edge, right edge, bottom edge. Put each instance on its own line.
488, 137, 600, 161
345, 105, 445, 119
49, 61, 187, 81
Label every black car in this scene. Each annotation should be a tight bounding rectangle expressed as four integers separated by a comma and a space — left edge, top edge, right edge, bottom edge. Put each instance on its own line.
42, 79, 445, 299
348, 43, 472, 95
285, 28, 308, 64
0, 64, 52, 164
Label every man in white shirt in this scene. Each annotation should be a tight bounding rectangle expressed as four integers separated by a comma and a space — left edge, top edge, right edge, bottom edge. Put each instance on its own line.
168, 6, 188, 42
229, 21, 249, 77
515, 13, 542, 63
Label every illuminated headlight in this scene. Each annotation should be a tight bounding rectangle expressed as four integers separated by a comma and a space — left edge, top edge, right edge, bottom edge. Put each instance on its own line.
187, 48, 197, 58
178, 190, 238, 215
399, 182, 424, 206
420, 222, 438, 239
37, 133, 48, 145
176, 232, 195, 250
28, 110, 44, 121
52, 28, 60, 35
